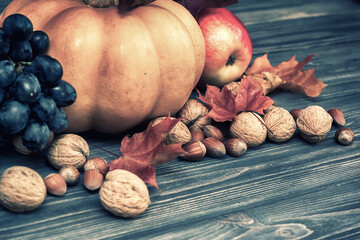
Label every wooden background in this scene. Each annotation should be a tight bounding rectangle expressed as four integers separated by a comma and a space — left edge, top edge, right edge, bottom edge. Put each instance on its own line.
1, 0, 359, 239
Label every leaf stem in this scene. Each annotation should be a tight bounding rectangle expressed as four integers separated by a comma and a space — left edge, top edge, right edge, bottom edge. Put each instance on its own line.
88, 142, 120, 157
251, 111, 274, 135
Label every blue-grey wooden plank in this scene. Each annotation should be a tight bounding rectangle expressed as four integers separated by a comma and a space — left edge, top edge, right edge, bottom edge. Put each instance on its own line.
0, 0, 359, 239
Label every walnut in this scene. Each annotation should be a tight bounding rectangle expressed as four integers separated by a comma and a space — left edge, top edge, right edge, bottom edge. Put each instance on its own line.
99, 169, 150, 218
177, 99, 212, 131
47, 134, 89, 170
229, 112, 267, 148
152, 116, 191, 145
264, 107, 296, 142
0, 166, 46, 212
296, 105, 333, 143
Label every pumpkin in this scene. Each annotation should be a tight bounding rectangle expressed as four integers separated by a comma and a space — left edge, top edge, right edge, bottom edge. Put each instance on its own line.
0, 0, 205, 133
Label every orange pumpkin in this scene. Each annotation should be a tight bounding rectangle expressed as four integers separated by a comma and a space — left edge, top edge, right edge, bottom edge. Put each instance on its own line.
0, 0, 205, 133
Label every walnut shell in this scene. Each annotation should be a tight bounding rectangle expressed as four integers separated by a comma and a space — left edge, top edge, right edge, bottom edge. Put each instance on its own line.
0, 166, 46, 212
99, 169, 150, 218
229, 112, 267, 148
47, 134, 89, 170
152, 116, 191, 145
296, 105, 333, 143
177, 99, 212, 131
264, 107, 296, 142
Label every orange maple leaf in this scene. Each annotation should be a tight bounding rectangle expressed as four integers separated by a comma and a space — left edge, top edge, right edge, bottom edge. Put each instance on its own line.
108, 115, 186, 189
198, 77, 274, 122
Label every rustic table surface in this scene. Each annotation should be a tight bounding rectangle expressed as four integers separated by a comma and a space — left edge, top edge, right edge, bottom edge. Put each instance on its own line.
1, 0, 359, 239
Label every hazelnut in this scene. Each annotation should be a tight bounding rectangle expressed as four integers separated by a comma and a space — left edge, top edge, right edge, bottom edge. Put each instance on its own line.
297, 105, 333, 143
264, 107, 296, 142
84, 157, 108, 176
180, 141, 206, 161
290, 109, 302, 121
0, 166, 46, 212
229, 112, 267, 148
47, 134, 89, 170
152, 117, 191, 145
83, 169, 104, 191
99, 169, 150, 218
201, 137, 226, 158
44, 173, 67, 196
59, 165, 80, 186
335, 127, 354, 145
190, 130, 204, 142
328, 108, 345, 126
203, 125, 224, 141
225, 138, 247, 157
177, 99, 212, 131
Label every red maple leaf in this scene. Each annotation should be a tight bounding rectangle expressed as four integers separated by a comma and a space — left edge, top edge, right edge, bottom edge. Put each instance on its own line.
246, 54, 326, 97
108, 115, 186, 189
198, 76, 274, 122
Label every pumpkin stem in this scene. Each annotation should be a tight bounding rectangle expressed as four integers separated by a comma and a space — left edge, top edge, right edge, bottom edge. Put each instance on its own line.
117, 0, 156, 12
83, 0, 156, 10
83, 0, 118, 8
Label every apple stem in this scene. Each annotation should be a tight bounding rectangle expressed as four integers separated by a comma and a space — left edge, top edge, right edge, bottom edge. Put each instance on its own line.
226, 55, 236, 66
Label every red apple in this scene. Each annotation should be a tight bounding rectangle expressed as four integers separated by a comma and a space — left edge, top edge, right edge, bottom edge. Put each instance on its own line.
197, 8, 253, 87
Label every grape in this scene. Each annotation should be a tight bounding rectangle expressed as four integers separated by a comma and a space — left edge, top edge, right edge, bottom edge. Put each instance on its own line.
29, 30, 49, 57
32, 55, 63, 86
0, 60, 16, 87
0, 31, 10, 59
2, 14, 33, 41
23, 64, 36, 74
0, 132, 9, 148
0, 13, 77, 151
32, 94, 57, 121
21, 119, 50, 152
47, 107, 68, 133
8, 40, 33, 62
47, 80, 77, 107
10, 72, 41, 103
0, 88, 5, 104
0, 99, 30, 134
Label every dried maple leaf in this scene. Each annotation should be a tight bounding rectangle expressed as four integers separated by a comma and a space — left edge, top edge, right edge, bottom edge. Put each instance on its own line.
108, 115, 186, 189
198, 76, 274, 122
245, 54, 326, 97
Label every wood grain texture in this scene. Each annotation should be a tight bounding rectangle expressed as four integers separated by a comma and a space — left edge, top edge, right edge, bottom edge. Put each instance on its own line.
0, 0, 359, 239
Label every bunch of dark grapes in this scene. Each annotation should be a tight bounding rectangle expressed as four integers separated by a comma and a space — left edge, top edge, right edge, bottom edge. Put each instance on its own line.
0, 14, 76, 152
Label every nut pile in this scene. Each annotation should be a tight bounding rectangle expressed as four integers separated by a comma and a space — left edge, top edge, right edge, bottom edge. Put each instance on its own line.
172, 99, 355, 162
43, 134, 150, 218
0, 133, 152, 218
0, 100, 354, 218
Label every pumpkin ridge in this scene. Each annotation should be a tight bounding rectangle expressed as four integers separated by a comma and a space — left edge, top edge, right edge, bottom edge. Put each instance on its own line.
130, 1, 197, 117
130, 9, 162, 116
